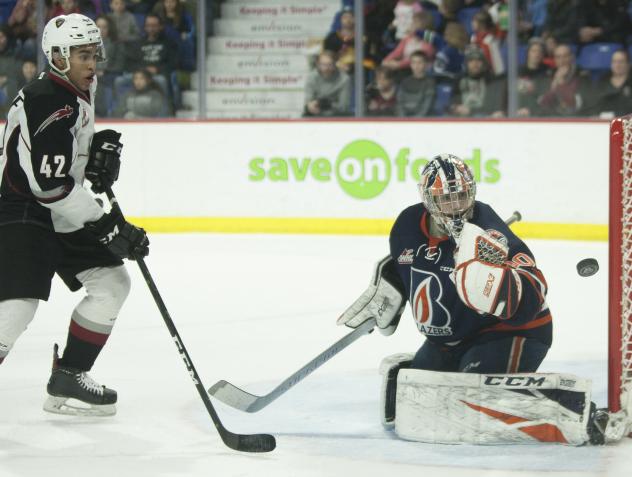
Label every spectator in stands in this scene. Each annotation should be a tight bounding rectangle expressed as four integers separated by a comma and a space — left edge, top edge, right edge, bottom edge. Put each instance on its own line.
0, 24, 21, 78
577, 0, 630, 45
17, 59, 37, 89
436, 0, 462, 35
303, 50, 352, 117
152, 0, 193, 40
365, 0, 398, 61
382, 11, 439, 77
79, 0, 102, 18
115, 13, 176, 113
471, 10, 504, 76
433, 21, 467, 80
488, 0, 509, 40
541, 35, 558, 69
0, 25, 21, 116
392, 0, 422, 40
396, 51, 435, 117
127, 13, 177, 86
48, 0, 80, 21
366, 66, 398, 116
107, 0, 140, 43
323, 6, 356, 74
7, 0, 37, 59
542, 0, 582, 45
95, 14, 125, 117
127, 0, 157, 14
113, 69, 166, 118
450, 45, 506, 117
537, 43, 590, 117
519, 0, 548, 39
516, 37, 550, 116
583, 50, 632, 118
96, 14, 126, 79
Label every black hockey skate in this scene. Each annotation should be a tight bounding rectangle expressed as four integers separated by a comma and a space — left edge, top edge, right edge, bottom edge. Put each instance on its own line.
43, 344, 117, 416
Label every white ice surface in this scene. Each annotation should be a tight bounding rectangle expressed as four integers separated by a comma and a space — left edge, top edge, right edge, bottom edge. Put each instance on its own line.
1, 234, 630, 477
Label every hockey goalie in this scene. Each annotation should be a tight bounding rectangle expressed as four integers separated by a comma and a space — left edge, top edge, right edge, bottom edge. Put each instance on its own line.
338, 154, 626, 445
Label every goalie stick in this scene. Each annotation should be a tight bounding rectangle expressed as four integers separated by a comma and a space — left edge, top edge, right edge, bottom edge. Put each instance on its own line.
104, 186, 276, 453
208, 318, 377, 412
207, 211, 523, 413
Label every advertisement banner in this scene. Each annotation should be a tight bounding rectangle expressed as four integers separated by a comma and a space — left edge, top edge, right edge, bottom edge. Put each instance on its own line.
213, 19, 329, 37
108, 121, 608, 231
208, 36, 321, 54
206, 54, 310, 73
221, 3, 338, 20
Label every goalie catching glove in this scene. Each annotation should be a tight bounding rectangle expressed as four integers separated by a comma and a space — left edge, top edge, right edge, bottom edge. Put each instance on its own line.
337, 256, 406, 336
86, 129, 122, 194
454, 222, 522, 319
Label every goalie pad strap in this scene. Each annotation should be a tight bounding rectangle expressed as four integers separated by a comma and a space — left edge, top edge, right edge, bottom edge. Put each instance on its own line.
391, 369, 592, 445
379, 353, 414, 428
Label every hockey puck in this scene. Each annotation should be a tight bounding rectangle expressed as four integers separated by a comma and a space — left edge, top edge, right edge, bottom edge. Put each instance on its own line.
576, 258, 599, 277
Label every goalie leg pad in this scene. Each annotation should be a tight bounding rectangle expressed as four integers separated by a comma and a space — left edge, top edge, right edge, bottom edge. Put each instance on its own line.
379, 353, 413, 428
392, 369, 593, 445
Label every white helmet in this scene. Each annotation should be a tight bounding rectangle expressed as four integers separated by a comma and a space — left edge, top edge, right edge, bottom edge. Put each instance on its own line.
418, 154, 476, 237
42, 14, 105, 74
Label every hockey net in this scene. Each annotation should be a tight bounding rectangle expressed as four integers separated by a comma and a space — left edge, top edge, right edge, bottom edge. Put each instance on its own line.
609, 116, 632, 429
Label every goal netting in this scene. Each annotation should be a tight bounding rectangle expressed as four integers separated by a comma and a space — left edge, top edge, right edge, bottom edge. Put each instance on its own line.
609, 116, 632, 423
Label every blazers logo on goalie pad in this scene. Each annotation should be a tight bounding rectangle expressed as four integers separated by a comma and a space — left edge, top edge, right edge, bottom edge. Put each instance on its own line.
411, 268, 453, 336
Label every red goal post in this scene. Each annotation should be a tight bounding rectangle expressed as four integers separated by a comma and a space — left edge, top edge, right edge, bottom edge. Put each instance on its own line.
609, 116, 632, 417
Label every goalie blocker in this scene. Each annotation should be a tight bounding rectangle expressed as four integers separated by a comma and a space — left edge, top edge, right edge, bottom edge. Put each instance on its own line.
379, 354, 619, 446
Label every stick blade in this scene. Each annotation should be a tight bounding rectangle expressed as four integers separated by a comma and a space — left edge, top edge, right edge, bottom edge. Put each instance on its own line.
226, 433, 276, 453
208, 380, 260, 412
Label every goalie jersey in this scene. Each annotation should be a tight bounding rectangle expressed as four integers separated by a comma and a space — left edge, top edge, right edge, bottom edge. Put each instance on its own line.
0, 71, 102, 234
389, 201, 552, 347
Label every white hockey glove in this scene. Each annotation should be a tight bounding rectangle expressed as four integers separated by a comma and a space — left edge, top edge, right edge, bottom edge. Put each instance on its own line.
337, 256, 406, 336
454, 222, 522, 319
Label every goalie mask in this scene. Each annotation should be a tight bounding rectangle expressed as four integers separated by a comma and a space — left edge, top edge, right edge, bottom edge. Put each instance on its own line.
419, 154, 476, 237
42, 14, 105, 74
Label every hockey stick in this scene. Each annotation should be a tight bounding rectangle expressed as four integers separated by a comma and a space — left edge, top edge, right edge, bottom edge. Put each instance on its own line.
208, 318, 377, 412
506, 210, 522, 227
103, 186, 275, 453
208, 210, 523, 413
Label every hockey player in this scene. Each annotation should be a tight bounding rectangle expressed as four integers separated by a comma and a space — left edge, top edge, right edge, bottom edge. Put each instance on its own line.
335, 154, 611, 444
0, 14, 148, 416
339, 153, 552, 374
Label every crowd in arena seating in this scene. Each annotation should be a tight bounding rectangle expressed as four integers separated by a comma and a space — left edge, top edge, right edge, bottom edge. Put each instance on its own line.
0, 0, 195, 118
303, 0, 632, 118
2, 1, 632, 119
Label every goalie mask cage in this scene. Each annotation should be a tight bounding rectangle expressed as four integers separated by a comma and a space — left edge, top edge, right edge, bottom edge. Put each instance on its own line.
609, 116, 632, 418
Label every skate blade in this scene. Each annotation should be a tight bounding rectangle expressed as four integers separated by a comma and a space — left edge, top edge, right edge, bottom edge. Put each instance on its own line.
43, 396, 116, 417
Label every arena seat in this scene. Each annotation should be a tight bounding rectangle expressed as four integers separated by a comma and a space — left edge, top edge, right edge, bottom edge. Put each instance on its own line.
433, 83, 453, 116
457, 7, 480, 36
577, 42, 623, 71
